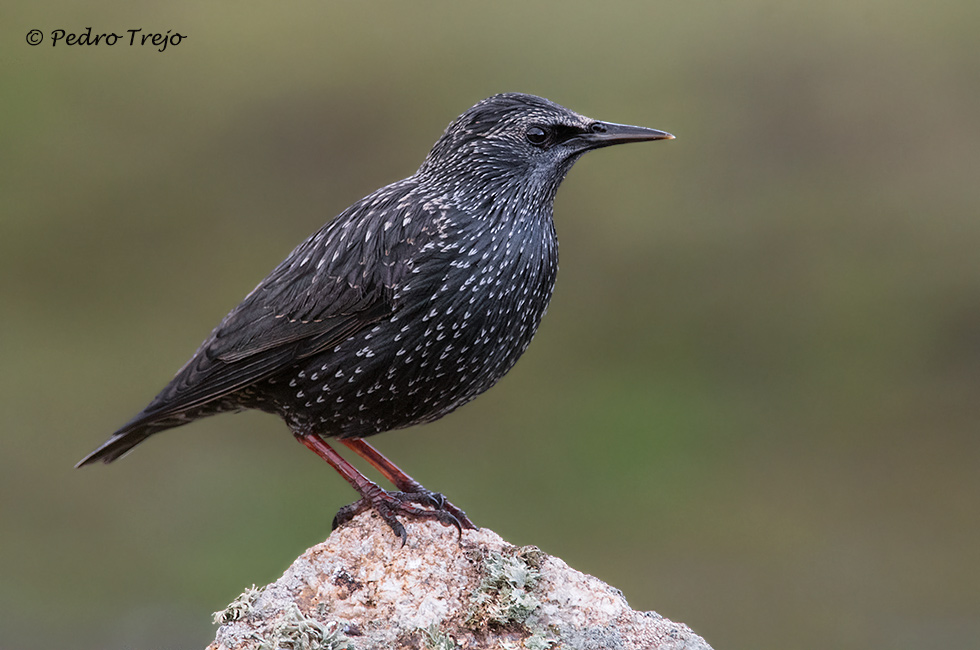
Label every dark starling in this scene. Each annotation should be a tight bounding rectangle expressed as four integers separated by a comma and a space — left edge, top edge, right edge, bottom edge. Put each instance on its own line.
77, 93, 673, 542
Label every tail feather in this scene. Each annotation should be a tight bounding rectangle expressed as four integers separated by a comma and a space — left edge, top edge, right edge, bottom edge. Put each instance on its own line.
76, 409, 197, 467
75, 429, 153, 467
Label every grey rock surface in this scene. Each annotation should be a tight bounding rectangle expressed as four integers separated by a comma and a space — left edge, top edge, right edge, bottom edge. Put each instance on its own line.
209, 512, 713, 650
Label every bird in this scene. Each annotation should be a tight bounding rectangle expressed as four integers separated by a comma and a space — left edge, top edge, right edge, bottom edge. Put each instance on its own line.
77, 93, 674, 542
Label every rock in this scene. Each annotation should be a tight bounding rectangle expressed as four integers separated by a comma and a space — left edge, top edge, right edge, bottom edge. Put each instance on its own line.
208, 512, 713, 650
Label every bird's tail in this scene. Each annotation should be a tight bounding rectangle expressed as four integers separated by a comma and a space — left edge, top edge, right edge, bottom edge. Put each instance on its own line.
75, 410, 192, 468
75, 428, 153, 467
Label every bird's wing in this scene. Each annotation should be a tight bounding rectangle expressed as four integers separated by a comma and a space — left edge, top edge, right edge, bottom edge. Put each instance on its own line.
136, 295, 394, 419
126, 179, 443, 426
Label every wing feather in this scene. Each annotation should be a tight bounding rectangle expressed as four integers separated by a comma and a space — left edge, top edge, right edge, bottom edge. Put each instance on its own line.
122, 179, 438, 427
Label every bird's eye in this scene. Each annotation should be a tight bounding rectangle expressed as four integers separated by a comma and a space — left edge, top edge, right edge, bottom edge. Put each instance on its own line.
525, 126, 549, 146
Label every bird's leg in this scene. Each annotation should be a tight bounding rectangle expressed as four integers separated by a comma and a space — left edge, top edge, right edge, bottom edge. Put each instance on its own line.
295, 432, 463, 544
341, 438, 477, 530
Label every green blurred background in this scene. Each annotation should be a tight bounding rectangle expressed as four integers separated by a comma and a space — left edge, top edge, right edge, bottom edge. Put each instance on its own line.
3, 1, 978, 648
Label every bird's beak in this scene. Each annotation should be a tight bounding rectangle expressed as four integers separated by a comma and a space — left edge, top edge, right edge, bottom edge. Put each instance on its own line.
577, 122, 675, 150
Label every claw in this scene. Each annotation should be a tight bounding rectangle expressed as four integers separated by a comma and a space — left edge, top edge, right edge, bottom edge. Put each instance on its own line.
332, 487, 471, 544
332, 498, 368, 530
391, 489, 477, 532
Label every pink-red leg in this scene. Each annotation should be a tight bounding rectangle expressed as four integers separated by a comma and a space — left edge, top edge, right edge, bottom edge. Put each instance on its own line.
341, 438, 477, 530
295, 432, 467, 543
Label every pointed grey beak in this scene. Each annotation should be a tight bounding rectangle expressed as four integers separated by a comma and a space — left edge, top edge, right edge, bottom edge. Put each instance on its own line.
578, 121, 675, 150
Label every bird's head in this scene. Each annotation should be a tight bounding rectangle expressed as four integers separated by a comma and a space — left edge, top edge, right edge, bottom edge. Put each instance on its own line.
416, 93, 673, 206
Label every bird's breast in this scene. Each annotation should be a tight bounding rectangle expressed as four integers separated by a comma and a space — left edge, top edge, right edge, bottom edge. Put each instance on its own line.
394, 208, 559, 388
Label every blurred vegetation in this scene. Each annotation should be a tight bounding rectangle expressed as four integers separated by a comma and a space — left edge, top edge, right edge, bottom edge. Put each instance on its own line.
3, 1, 978, 649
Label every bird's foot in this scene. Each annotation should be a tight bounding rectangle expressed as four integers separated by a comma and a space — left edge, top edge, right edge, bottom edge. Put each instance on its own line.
332, 484, 475, 545
396, 488, 478, 531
